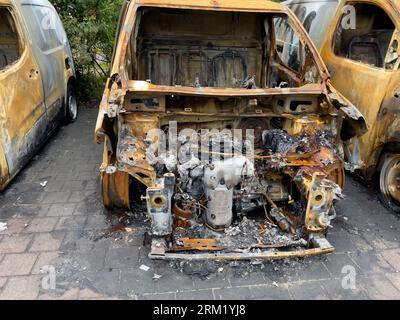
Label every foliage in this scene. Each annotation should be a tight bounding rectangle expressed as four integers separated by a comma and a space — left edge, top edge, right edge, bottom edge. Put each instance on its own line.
51, 0, 124, 101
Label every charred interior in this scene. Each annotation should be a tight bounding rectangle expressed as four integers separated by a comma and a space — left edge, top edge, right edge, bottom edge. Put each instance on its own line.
125, 8, 322, 88
97, 6, 367, 260
333, 3, 395, 68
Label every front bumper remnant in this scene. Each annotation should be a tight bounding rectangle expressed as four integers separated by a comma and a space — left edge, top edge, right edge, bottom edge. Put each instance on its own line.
149, 234, 334, 261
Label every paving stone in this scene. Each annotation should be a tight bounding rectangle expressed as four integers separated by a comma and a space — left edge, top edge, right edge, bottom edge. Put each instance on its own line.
249, 284, 291, 300
349, 251, 395, 275
328, 230, 373, 253
32, 252, 60, 274
381, 248, 400, 271
79, 270, 121, 296
322, 253, 360, 277
104, 247, 140, 269
155, 272, 196, 294
29, 232, 65, 252
0, 277, 7, 290
68, 192, 88, 203
214, 286, 253, 300
0, 234, 33, 254
0, 253, 37, 276
193, 273, 231, 290
58, 287, 80, 300
288, 281, 330, 300
282, 259, 331, 282
12, 204, 50, 218
60, 230, 94, 251
62, 181, 88, 192
24, 217, 59, 233
79, 288, 105, 300
74, 201, 104, 216
55, 216, 87, 231
141, 292, 177, 300
15, 192, 44, 205
43, 181, 64, 193
47, 204, 77, 217
42, 192, 71, 204
176, 290, 213, 300
71, 248, 107, 271
0, 218, 32, 235
120, 268, 157, 296
322, 278, 369, 300
227, 269, 269, 287
361, 274, 400, 299
0, 276, 41, 300
84, 216, 109, 230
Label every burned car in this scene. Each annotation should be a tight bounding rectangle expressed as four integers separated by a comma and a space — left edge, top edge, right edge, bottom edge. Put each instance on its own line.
285, 0, 400, 212
0, 0, 77, 192
95, 0, 367, 260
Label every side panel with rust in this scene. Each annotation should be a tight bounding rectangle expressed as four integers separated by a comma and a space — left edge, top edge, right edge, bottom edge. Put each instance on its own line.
0, 4, 46, 191
320, 0, 400, 174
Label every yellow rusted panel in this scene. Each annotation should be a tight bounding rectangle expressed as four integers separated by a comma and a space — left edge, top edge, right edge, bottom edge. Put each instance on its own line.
0, 4, 46, 191
320, 0, 400, 175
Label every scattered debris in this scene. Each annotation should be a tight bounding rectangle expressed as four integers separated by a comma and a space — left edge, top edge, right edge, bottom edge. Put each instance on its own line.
139, 265, 150, 272
273, 282, 279, 287
0, 222, 7, 232
40, 181, 48, 187
153, 274, 163, 280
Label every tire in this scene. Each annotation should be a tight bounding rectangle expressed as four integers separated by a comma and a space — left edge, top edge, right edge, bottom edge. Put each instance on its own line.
65, 83, 78, 123
379, 154, 400, 213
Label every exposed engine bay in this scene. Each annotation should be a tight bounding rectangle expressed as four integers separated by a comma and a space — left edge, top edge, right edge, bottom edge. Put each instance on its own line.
142, 124, 344, 259
104, 92, 351, 260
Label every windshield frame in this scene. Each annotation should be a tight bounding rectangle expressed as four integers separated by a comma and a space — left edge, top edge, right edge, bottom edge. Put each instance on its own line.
113, 3, 330, 92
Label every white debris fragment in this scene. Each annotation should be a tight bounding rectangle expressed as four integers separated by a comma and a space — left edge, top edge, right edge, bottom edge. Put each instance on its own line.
139, 265, 150, 272
272, 282, 279, 287
218, 268, 224, 273
343, 217, 349, 221
40, 181, 48, 187
0, 222, 7, 232
153, 274, 162, 280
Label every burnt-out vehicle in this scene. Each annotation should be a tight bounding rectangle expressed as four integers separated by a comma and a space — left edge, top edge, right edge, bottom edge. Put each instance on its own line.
95, 0, 367, 260
284, 0, 400, 213
0, 0, 77, 192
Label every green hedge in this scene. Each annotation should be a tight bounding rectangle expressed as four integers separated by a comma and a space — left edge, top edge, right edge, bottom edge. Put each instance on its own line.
52, 0, 123, 101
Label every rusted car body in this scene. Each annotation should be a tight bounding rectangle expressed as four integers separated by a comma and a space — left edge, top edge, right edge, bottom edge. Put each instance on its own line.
95, 0, 367, 260
285, 0, 400, 212
0, 0, 77, 191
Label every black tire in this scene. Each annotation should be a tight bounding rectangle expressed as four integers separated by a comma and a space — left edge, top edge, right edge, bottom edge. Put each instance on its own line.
65, 83, 78, 123
379, 154, 400, 213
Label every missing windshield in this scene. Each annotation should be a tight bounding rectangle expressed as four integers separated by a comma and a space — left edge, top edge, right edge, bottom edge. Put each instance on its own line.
125, 8, 321, 88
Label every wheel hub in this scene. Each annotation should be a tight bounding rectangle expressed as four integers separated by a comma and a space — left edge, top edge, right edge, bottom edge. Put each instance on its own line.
387, 159, 400, 202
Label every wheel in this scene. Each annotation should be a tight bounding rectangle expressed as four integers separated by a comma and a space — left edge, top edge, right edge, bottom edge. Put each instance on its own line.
327, 166, 345, 189
101, 170, 131, 210
379, 154, 400, 212
65, 83, 78, 122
